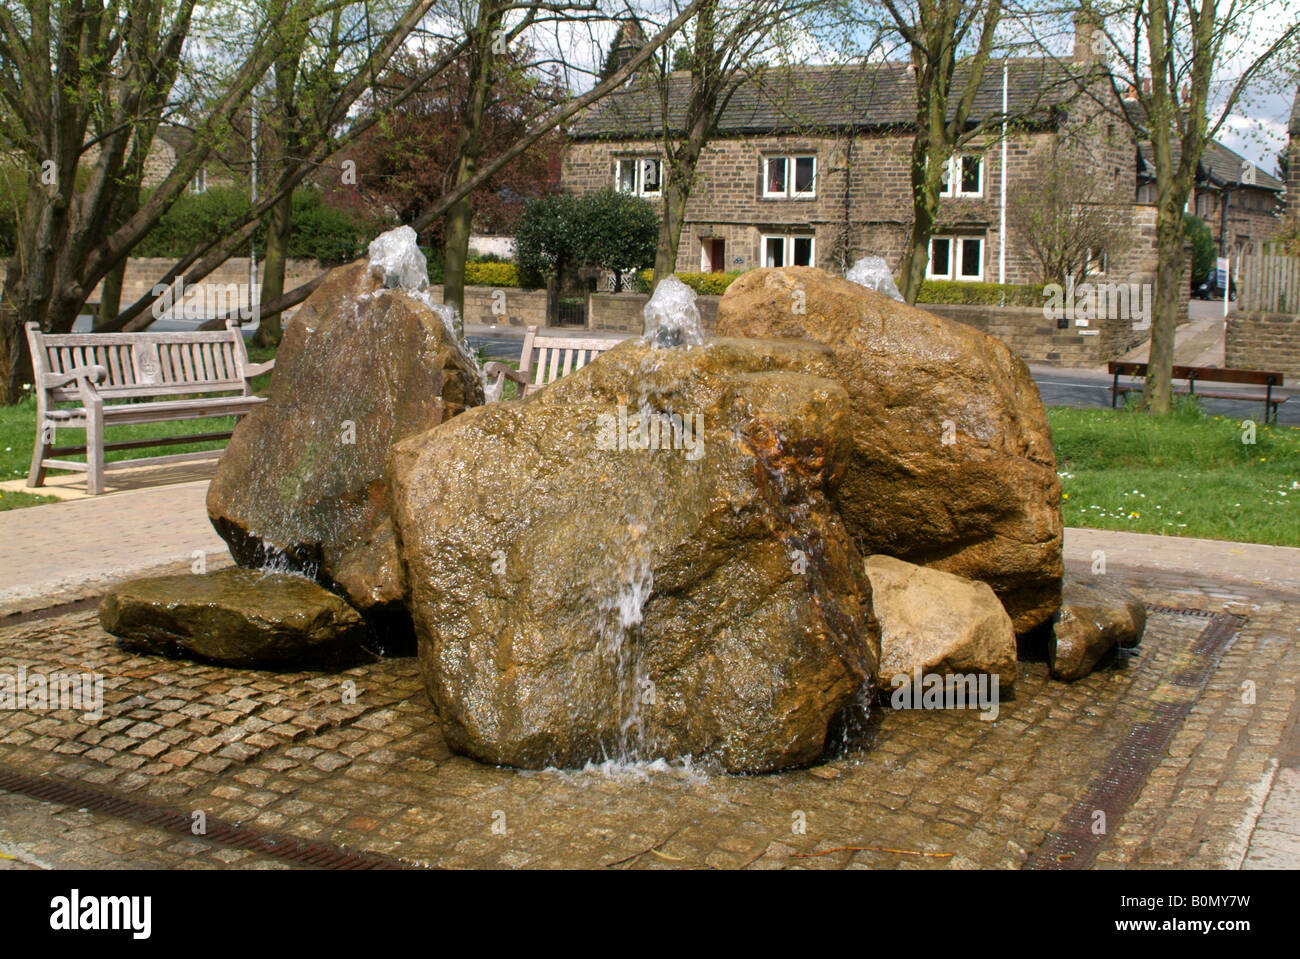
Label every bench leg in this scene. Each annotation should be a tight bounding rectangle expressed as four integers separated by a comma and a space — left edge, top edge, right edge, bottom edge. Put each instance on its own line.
86, 408, 105, 496
26, 419, 50, 488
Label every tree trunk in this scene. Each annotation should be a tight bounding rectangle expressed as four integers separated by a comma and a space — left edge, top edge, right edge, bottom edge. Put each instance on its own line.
898, 138, 943, 304
254, 190, 293, 347
94, 260, 128, 332
442, 2, 500, 328
443, 183, 473, 327
0, 295, 32, 406
1143, 206, 1185, 414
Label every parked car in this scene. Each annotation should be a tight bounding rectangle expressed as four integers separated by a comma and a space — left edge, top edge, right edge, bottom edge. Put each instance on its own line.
1191, 275, 1236, 301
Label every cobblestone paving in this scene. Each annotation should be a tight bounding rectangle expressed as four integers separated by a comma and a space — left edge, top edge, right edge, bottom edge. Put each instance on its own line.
0, 574, 1296, 869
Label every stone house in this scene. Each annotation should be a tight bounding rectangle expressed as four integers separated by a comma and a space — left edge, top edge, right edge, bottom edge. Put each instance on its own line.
1172, 140, 1284, 260
562, 25, 1278, 288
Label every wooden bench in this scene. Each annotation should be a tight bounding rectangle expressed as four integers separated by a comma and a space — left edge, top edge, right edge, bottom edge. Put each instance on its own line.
1108, 361, 1288, 423
483, 325, 623, 401
25, 321, 273, 494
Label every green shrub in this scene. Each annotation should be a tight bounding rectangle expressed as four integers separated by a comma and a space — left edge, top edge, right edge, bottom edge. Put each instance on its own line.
288, 190, 372, 264
463, 261, 520, 287
134, 186, 254, 258
1183, 212, 1216, 282
132, 186, 375, 263
916, 279, 1046, 306
516, 190, 658, 288
633, 270, 742, 295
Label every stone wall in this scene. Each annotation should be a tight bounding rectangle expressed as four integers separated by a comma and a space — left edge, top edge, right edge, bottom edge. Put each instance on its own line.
85, 257, 326, 320
428, 285, 548, 328
589, 292, 721, 334
922, 303, 1146, 368
1226, 311, 1300, 376
587, 291, 1137, 367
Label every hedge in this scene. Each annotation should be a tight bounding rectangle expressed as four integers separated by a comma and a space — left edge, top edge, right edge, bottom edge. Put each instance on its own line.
915, 279, 1047, 307
633, 270, 744, 295
464, 261, 520, 288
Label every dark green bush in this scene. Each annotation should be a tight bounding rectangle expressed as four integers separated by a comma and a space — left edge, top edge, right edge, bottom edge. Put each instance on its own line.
1183, 212, 1216, 283
916, 279, 1047, 306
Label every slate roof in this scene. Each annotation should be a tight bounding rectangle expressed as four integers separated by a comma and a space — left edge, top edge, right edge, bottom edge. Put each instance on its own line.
1136, 137, 1282, 191
570, 58, 1086, 139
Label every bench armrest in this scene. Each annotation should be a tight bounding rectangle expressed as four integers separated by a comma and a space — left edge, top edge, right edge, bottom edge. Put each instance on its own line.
244, 359, 275, 378
42, 365, 108, 392
483, 361, 529, 402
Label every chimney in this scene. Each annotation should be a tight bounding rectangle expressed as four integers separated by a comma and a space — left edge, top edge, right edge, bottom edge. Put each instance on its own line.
1073, 8, 1100, 64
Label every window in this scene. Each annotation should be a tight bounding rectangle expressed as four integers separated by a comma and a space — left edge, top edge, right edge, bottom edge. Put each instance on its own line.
927, 236, 983, 281
762, 234, 815, 268
1085, 248, 1108, 275
615, 156, 662, 197
190, 168, 207, 195
939, 154, 983, 198
763, 155, 816, 198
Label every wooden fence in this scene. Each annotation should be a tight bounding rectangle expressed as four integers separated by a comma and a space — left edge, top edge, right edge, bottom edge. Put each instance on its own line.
1239, 248, 1300, 313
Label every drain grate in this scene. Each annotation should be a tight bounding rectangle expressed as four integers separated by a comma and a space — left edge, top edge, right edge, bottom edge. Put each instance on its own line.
0, 766, 421, 870
1025, 610, 1246, 870
0, 596, 104, 629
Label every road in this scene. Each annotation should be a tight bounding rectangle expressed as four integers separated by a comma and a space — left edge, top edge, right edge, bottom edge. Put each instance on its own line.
464, 330, 1299, 428
75, 317, 1293, 427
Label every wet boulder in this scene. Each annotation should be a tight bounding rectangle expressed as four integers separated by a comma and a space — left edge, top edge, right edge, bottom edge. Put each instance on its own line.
715, 267, 1063, 633
864, 555, 1018, 690
1050, 578, 1147, 681
389, 337, 878, 773
99, 568, 371, 670
207, 254, 483, 615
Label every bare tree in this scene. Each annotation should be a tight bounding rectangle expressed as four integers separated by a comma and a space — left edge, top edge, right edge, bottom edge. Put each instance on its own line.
879, 0, 1005, 303
0, 0, 443, 402
1007, 139, 1132, 284
638, 0, 813, 283
1066, 0, 1299, 412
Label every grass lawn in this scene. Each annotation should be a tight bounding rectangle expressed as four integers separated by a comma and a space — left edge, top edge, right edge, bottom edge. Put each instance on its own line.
1048, 402, 1300, 547
0, 344, 276, 511
2, 348, 1296, 549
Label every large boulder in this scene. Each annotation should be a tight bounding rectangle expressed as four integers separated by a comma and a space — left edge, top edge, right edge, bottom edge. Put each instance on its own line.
864, 554, 1018, 689
1050, 578, 1146, 681
207, 260, 483, 616
715, 267, 1063, 633
99, 568, 371, 670
389, 337, 878, 773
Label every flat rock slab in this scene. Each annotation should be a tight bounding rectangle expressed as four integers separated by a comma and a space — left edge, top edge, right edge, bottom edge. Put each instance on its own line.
99, 568, 372, 670
1050, 578, 1147, 682
865, 554, 1018, 689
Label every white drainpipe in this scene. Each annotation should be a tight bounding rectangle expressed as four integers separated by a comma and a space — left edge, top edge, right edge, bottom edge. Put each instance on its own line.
998, 58, 1008, 290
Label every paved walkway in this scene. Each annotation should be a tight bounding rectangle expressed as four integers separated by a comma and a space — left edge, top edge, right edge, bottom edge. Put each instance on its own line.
0, 480, 227, 613
1113, 310, 1227, 370
1, 479, 1298, 869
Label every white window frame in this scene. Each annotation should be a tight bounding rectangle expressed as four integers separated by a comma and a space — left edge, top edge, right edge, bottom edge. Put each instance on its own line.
190, 168, 207, 195
761, 233, 816, 268
615, 156, 662, 198
939, 154, 984, 198
927, 235, 984, 282
762, 155, 816, 199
